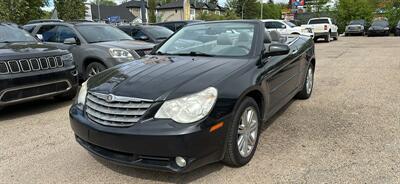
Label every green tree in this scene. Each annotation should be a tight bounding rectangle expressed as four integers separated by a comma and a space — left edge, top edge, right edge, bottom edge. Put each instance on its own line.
259, 3, 282, 19
148, 0, 157, 23
235, 0, 259, 19
55, 0, 86, 21
0, 0, 48, 24
336, 0, 374, 32
92, 0, 117, 6
385, 0, 400, 29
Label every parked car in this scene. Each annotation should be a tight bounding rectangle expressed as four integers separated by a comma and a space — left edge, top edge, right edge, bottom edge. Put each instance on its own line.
368, 20, 390, 36
307, 17, 339, 42
70, 20, 316, 173
0, 23, 78, 110
345, 19, 367, 36
117, 25, 173, 43
24, 22, 154, 80
154, 20, 202, 32
395, 21, 400, 36
262, 19, 314, 37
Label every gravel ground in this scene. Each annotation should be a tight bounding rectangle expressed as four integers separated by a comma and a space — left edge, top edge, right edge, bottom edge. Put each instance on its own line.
1, 37, 399, 183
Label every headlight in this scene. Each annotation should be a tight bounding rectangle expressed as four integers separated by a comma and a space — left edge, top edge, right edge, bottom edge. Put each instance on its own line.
109, 48, 133, 59
76, 81, 88, 109
155, 87, 218, 124
61, 53, 73, 65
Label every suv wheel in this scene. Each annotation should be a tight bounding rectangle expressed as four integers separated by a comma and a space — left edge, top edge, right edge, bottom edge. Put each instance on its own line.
85, 62, 106, 79
223, 97, 260, 167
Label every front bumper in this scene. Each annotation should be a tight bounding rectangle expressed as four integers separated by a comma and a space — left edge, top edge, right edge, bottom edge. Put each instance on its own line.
69, 105, 230, 173
0, 66, 78, 106
368, 30, 389, 35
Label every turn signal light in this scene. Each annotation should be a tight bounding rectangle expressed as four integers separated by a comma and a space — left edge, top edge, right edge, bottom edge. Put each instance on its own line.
210, 122, 224, 132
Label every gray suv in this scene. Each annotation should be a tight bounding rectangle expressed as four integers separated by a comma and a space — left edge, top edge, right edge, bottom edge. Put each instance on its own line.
24, 22, 154, 80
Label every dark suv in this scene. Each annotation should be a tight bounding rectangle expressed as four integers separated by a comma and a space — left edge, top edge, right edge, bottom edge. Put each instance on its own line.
24, 22, 154, 79
0, 23, 78, 109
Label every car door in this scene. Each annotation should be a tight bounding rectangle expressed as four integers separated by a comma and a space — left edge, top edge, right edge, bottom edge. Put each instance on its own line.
262, 30, 302, 112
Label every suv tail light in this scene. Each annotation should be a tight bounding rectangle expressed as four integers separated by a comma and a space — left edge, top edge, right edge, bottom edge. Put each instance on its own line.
324, 25, 328, 30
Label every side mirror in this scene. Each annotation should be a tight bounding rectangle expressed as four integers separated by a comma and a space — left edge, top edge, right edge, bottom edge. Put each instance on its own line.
138, 35, 149, 41
264, 43, 290, 57
64, 38, 77, 45
36, 34, 43, 41
281, 24, 286, 29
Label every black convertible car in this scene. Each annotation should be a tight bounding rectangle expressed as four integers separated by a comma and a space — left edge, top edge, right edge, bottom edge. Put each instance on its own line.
70, 20, 315, 172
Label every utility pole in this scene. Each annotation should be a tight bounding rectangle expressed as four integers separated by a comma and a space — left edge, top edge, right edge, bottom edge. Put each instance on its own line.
140, 0, 147, 23
241, 0, 248, 19
260, 0, 263, 19
97, 0, 101, 22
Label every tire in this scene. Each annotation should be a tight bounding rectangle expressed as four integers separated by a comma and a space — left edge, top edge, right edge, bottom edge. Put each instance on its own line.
54, 86, 78, 101
296, 63, 314, 99
333, 34, 338, 40
345, 33, 348, 36
325, 34, 331, 42
223, 97, 261, 167
85, 62, 106, 80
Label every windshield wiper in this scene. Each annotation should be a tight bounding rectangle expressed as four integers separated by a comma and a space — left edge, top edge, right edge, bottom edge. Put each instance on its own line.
174, 51, 215, 57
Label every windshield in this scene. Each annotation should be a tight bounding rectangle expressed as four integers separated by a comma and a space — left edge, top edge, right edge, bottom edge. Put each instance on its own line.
76, 24, 133, 43
156, 22, 255, 57
146, 26, 173, 40
349, 20, 364, 25
309, 19, 329, 24
284, 21, 297, 28
372, 21, 388, 27
0, 24, 37, 43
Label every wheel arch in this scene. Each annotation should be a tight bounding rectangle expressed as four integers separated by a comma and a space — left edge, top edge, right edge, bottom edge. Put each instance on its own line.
83, 57, 106, 72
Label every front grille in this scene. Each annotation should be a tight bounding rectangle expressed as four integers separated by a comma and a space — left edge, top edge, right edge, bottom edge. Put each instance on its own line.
135, 49, 152, 57
0, 56, 63, 74
0, 80, 71, 102
86, 92, 153, 127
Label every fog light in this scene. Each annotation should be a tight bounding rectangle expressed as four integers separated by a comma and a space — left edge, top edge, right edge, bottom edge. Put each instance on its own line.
175, 156, 186, 167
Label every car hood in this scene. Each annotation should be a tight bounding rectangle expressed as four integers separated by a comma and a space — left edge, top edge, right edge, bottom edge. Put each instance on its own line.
0, 42, 67, 59
88, 55, 248, 101
92, 40, 154, 50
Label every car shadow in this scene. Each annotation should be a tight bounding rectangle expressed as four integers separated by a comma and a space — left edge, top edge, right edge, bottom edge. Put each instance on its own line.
0, 98, 73, 121
94, 100, 295, 183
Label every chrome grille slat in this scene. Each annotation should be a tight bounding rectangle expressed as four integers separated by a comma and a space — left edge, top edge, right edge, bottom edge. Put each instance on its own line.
0, 56, 64, 75
86, 100, 147, 116
86, 92, 153, 127
87, 95, 152, 109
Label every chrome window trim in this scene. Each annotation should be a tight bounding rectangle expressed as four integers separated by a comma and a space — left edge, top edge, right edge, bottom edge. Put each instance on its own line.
0, 80, 72, 105
19, 59, 31, 72
0, 61, 10, 74
8, 60, 21, 73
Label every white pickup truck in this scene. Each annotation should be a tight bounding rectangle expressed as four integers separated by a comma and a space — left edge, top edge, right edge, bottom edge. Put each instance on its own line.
262, 19, 314, 38
307, 17, 339, 42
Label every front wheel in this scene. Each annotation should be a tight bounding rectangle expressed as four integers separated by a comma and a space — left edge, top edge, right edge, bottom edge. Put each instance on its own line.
85, 62, 106, 80
296, 63, 314, 99
223, 97, 260, 167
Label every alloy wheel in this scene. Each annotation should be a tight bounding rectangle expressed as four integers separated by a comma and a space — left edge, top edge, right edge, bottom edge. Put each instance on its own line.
237, 106, 259, 158
306, 67, 314, 95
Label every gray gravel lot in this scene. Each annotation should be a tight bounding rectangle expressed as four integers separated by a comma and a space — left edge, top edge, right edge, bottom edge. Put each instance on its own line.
1, 37, 399, 183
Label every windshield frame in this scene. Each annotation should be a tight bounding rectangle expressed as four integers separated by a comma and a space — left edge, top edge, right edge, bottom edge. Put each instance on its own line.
154, 22, 259, 58
0, 24, 38, 43
75, 24, 133, 43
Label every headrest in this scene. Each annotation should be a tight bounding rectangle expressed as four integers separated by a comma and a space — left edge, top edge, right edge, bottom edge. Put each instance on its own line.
217, 34, 233, 45
238, 32, 251, 42
269, 30, 281, 42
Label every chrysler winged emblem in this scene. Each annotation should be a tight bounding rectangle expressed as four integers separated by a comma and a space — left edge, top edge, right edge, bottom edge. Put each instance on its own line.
106, 94, 114, 102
